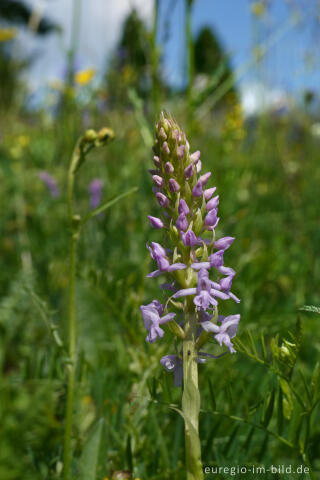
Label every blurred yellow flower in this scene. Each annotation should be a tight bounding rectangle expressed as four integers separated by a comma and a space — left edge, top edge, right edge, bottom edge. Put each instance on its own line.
82, 395, 93, 405
18, 135, 30, 147
74, 68, 96, 86
251, 2, 266, 17
0, 27, 17, 42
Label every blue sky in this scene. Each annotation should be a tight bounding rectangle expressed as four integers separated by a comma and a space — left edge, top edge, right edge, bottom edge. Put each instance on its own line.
19, 0, 320, 110
160, 0, 320, 93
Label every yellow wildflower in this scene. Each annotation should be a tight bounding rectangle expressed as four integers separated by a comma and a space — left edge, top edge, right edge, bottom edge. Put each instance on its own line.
82, 395, 93, 405
18, 135, 30, 148
74, 68, 96, 86
0, 27, 17, 42
251, 2, 266, 17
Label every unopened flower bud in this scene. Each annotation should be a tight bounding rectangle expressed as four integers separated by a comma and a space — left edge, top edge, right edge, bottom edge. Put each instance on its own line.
206, 195, 219, 210
165, 162, 174, 174
176, 214, 188, 231
152, 175, 164, 187
178, 199, 190, 215
204, 208, 218, 227
181, 230, 199, 246
280, 345, 291, 360
200, 172, 211, 186
169, 178, 180, 192
159, 127, 167, 140
153, 156, 161, 167
204, 187, 216, 200
192, 180, 203, 197
148, 216, 164, 229
83, 129, 97, 142
184, 163, 194, 179
162, 141, 170, 155
97, 127, 115, 143
177, 145, 185, 159
214, 236, 235, 250
156, 192, 170, 207
190, 150, 200, 162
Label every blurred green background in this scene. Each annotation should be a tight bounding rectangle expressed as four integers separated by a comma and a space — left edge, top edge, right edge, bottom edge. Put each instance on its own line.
0, 1, 320, 479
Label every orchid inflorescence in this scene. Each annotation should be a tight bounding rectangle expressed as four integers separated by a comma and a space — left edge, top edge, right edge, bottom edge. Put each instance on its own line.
140, 112, 240, 386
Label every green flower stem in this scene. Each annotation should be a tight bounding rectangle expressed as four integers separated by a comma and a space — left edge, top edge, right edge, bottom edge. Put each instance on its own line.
182, 302, 204, 480
63, 226, 78, 480
63, 148, 81, 480
62, 129, 116, 479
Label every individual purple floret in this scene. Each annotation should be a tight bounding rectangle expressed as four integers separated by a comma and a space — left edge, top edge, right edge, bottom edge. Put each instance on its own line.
140, 111, 241, 385
214, 315, 240, 353
146, 242, 186, 277
38, 171, 60, 198
141, 301, 176, 343
88, 178, 103, 209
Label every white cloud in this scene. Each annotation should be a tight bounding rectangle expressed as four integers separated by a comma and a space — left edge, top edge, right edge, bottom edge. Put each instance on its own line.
20, 0, 154, 91
240, 81, 289, 116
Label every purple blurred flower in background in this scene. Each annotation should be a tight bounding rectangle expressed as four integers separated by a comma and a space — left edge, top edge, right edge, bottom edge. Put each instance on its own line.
38, 171, 60, 198
88, 179, 103, 209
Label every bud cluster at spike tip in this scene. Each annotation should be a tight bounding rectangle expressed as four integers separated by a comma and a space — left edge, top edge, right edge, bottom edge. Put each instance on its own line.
140, 112, 240, 385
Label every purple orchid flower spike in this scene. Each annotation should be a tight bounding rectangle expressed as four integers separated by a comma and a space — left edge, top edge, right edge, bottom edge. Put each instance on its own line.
139, 112, 241, 479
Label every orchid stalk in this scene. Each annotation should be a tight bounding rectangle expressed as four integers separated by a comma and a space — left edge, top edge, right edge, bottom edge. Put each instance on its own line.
140, 112, 240, 480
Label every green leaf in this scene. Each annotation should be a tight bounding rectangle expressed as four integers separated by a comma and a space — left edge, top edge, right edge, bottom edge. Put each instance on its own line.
288, 404, 303, 446
311, 362, 320, 401
208, 378, 216, 411
299, 305, 320, 314
294, 315, 303, 354
242, 426, 255, 452
147, 376, 158, 400
247, 330, 258, 356
82, 187, 138, 224
79, 418, 106, 480
279, 378, 293, 420
277, 386, 284, 435
169, 405, 202, 478
223, 424, 240, 455
270, 334, 280, 361
125, 435, 133, 472
258, 433, 269, 463
261, 389, 275, 428
260, 333, 267, 361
